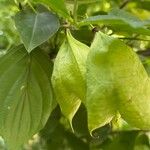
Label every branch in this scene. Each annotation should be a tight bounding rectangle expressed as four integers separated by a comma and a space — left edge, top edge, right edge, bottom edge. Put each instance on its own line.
119, 37, 150, 42
119, 0, 131, 9
137, 49, 150, 57
73, 0, 78, 23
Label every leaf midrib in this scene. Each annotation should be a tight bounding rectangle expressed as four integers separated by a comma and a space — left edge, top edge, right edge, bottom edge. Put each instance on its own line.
28, 14, 38, 52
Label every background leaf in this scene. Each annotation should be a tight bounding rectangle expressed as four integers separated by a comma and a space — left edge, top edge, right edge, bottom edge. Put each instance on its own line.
100, 131, 139, 150
34, 0, 71, 20
79, 9, 150, 35
134, 133, 150, 150
0, 45, 54, 149
14, 10, 60, 52
72, 104, 89, 137
40, 116, 89, 150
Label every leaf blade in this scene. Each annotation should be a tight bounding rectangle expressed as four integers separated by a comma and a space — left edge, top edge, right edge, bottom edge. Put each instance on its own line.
86, 32, 150, 134
86, 32, 117, 133
79, 9, 150, 36
0, 45, 54, 149
34, 0, 71, 20
52, 31, 90, 123
14, 11, 60, 52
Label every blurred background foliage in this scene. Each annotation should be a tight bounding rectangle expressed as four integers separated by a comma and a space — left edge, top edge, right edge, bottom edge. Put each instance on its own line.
1, 0, 150, 149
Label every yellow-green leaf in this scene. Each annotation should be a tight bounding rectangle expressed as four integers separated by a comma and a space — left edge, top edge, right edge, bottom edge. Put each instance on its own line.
52, 31, 90, 123
86, 32, 117, 133
86, 32, 150, 134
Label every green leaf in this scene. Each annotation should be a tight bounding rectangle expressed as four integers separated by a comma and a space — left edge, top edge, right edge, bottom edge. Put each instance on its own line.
72, 104, 89, 137
40, 106, 61, 138
86, 32, 150, 133
79, 9, 150, 35
34, 0, 71, 20
134, 133, 150, 149
41, 121, 89, 150
100, 131, 139, 150
64, 131, 89, 150
92, 124, 111, 142
14, 10, 60, 53
0, 45, 54, 149
52, 31, 90, 124
131, 0, 150, 11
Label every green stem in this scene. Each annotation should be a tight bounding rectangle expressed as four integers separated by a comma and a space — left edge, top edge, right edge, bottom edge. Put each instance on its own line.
73, 0, 78, 23
67, 0, 100, 5
23, 0, 28, 5
119, 0, 131, 9
119, 37, 150, 42
27, 1, 37, 13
